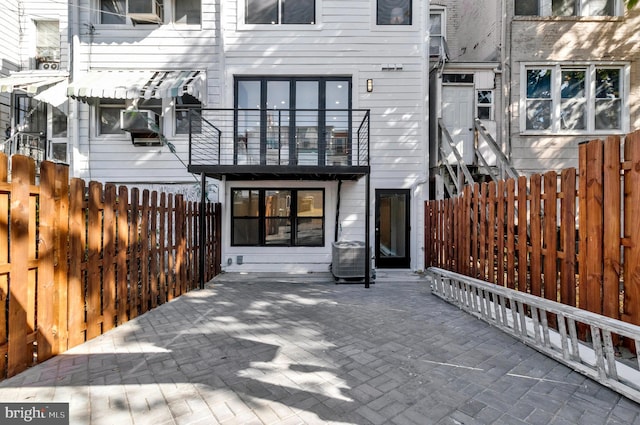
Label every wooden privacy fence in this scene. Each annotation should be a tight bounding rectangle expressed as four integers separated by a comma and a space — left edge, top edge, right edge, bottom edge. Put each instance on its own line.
0, 154, 222, 379
425, 129, 640, 333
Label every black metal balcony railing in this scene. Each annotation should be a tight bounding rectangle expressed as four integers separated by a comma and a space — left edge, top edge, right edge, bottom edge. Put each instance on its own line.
187, 108, 370, 180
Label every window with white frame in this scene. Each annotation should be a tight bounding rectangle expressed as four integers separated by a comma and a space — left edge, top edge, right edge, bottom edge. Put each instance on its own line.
377, 0, 412, 25
101, 0, 195, 24
429, 9, 445, 56
175, 94, 201, 135
515, 0, 621, 16
175, 0, 201, 24
245, 0, 315, 24
523, 64, 625, 133
99, 0, 126, 24
35, 20, 60, 64
477, 90, 493, 120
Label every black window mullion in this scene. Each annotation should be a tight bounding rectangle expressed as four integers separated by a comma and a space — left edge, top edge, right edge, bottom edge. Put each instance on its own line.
259, 189, 266, 245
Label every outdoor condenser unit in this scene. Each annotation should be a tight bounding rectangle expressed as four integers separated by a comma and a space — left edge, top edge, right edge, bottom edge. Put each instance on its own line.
331, 240, 366, 280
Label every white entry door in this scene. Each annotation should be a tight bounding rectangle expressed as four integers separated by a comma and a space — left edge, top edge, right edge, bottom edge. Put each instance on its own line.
442, 85, 474, 164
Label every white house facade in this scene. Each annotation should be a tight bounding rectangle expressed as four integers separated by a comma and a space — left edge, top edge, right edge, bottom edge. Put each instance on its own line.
0, 0, 432, 276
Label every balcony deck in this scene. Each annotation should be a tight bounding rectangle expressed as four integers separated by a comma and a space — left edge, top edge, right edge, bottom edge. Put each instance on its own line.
187, 108, 370, 181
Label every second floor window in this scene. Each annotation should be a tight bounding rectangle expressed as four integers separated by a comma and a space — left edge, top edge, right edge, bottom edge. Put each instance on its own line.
515, 0, 620, 16
35, 20, 60, 64
377, 0, 412, 25
246, 0, 315, 24
175, 0, 201, 24
429, 10, 445, 56
100, 0, 126, 24
523, 64, 626, 133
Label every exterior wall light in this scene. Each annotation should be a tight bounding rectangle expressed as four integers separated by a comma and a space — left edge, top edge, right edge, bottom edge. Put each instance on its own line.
366, 79, 373, 92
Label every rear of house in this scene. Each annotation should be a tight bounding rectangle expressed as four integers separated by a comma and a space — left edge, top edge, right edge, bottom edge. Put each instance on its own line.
203, 0, 429, 273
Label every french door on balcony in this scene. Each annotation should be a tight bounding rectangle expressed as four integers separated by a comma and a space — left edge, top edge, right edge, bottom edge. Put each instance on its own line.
234, 76, 352, 166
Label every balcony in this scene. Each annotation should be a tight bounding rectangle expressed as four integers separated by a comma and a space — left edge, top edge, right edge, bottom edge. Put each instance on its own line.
187, 108, 370, 181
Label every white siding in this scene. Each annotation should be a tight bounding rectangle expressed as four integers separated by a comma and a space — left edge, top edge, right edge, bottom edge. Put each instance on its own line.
70, 0, 220, 184
219, 0, 429, 273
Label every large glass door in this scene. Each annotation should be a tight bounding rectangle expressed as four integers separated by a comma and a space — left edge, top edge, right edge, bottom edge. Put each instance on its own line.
375, 189, 411, 268
235, 77, 351, 166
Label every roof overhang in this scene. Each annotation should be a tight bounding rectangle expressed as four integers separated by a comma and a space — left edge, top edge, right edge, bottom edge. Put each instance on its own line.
67, 70, 205, 102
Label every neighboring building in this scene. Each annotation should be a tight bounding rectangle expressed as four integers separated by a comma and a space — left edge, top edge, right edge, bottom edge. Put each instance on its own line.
0, 0, 67, 160
0, 0, 21, 133
0, 0, 431, 275
430, 0, 640, 196
507, 0, 640, 175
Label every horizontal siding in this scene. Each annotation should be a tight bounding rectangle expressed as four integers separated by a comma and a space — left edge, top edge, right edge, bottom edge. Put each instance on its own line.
75, 0, 221, 182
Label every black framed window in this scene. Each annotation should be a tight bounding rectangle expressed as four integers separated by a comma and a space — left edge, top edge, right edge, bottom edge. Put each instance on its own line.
235, 76, 352, 166
232, 188, 324, 246
246, 0, 315, 24
377, 0, 412, 25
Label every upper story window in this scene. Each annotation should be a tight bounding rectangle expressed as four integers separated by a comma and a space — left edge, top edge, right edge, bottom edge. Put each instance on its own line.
377, 0, 411, 25
100, 0, 126, 24
477, 90, 494, 120
35, 20, 60, 66
175, 0, 201, 24
522, 63, 627, 134
100, 0, 179, 25
245, 0, 315, 24
429, 8, 445, 57
515, 0, 621, 16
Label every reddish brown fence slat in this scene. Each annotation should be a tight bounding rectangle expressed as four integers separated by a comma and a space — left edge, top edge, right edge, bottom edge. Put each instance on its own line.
623, 132, 640, 326
425, 129, 640, 332
603, 136, 621, 320
8, 155, 32, 376
0, 155, 221, 380
0, 154, 8, 375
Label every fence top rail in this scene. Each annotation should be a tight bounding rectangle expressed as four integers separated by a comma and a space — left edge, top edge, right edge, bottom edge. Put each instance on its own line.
426, 267, 640, 340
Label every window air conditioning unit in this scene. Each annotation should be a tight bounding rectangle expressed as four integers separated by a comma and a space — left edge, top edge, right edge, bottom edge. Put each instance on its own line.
120, 110, 163, 146
127, 0, 163, 24
37, 61, 59, 70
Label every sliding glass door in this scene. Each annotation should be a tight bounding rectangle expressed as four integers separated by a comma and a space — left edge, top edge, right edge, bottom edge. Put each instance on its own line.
235, 76, 351, 166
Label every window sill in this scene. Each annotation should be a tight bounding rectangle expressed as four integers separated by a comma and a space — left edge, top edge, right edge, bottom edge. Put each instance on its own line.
513, 16, 624, 23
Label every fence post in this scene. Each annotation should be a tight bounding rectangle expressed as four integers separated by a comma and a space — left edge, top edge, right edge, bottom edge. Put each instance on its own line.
150, 191, 159, 308
158, 192, 167, 304
530, 174, 542, 298
86, 181, 103, 340
0, 154, 8, 376
36, 161, 57, 362
8, 155, 34, 376
506, 178, 516, 290
67, 178, 86, 348
103, 184, 117, 332
603, 136, 621, 321
623, 131, 640, 326
116, 186, 129, 325
129, 188, 140, 318
543, 171, 558, 302
560, 168, 576, 307
579, 140, 605, 316
517, 176, 528, 293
